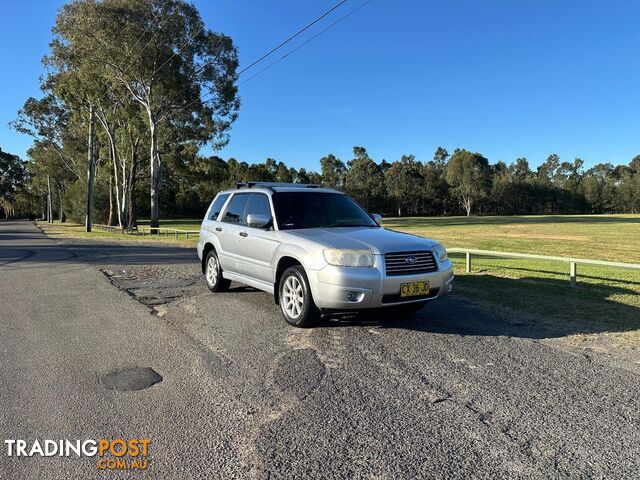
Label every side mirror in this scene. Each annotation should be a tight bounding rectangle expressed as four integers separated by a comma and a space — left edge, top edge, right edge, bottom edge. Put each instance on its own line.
246, 213, 272, 229
372, 213, 382, 223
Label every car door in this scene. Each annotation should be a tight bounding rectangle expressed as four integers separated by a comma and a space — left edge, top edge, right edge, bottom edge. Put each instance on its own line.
236, 193, 277, 284
201, 192, 230, 235
217, 192, 250, 273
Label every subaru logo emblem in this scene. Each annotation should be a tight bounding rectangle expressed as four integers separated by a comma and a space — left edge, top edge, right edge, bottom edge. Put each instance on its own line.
405, 256, 417, 265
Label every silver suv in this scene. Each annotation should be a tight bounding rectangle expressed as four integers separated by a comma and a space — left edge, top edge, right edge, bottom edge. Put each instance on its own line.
197, 182, 453, 327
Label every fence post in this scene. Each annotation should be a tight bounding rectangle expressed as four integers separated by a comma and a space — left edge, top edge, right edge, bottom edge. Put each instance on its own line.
185, 232, 189, 240
570, 262, 577, 288
466, 252, 472, 273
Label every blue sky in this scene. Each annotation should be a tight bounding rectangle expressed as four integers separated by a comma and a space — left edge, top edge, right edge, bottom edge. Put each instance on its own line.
1, 0, 639, 170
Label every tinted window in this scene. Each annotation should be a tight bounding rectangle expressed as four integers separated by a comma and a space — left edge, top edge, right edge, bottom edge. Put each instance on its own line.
272, 192, 378, 230
244, 194, 272, 224
222, 193, 249, 224
208, 193, 230, 220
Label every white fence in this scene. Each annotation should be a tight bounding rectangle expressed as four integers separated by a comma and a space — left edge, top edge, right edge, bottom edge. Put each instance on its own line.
93, 224, 199, 239
447, 248, 640, 288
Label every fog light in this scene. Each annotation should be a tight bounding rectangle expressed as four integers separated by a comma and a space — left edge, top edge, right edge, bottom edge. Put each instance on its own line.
346, 291, 364, 302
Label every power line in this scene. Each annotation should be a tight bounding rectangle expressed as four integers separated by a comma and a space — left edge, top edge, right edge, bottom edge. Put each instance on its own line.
168, 0, 372, 115
237, 0, 348, 75
238, 0, 372, 87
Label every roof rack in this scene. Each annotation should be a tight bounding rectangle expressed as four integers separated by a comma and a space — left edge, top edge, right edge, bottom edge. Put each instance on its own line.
235, 182, 322, 190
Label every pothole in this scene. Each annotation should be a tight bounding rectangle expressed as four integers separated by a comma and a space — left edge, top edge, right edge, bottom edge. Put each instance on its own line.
102, 367, 163, 391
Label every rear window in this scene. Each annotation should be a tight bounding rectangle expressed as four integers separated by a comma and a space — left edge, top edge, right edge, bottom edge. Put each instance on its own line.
222, 193, 250, 224
207, 193, 230, 221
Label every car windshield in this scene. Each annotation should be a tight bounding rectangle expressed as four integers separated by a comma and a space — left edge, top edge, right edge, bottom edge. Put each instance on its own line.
272, 191, 378, 230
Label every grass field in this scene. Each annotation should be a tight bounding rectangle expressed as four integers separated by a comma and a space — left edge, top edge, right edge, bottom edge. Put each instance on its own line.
39, 214, 640, 347
384, 215, 640, 347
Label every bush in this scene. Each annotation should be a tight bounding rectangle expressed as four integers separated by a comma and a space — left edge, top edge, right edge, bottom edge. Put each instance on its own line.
62, 180, 110, 224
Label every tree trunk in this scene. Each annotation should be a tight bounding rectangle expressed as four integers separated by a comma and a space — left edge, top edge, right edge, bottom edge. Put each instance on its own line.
107, 172, 115, 226
148, 113, 160, 234
85, 104, 96, 232
127, 138, 140, 230
47, 175, 53, 223
109, 129, 123, 227
56, 182, 65, 222
397, 205, 402, 217
97, 112, 123, 228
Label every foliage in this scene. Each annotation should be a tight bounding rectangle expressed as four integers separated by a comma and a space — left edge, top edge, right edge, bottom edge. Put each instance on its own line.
0, 148, 28, 217
344, 147, 386, 212
445, 149, 491, 216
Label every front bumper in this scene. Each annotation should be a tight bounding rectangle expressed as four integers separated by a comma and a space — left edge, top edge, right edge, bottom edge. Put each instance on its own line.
306, 257, 454, 310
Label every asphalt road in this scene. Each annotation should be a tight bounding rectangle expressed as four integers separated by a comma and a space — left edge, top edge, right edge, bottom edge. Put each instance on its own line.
1, 220, 639, 479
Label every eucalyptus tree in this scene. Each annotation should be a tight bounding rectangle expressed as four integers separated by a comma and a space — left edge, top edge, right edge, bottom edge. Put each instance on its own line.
12, 95, 81, 181
444, 149, 491, 216
385, 154, 423, 216
345, 147, 386, 212
320, 153, 346, 189
0, 149, 27, 218
51, 0, 240, 231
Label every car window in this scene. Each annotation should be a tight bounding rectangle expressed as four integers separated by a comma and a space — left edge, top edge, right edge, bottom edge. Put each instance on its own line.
243, 193, 272, 225
222, 193, 249, 224
208, 193, 230, 221
271, 192, 378, 230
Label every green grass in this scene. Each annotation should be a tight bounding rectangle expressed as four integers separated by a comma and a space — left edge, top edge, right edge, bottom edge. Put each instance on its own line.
136, 219, 202, 231
39, 220, 199, 245
382, 214, 640, 345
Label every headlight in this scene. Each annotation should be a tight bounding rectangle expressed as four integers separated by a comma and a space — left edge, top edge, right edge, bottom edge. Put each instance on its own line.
323, 249, 374, 267
432, 244, 448, 262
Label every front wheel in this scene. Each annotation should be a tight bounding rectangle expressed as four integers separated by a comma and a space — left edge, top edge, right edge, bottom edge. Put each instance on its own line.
205, 250, 231, 292
279, 266, 319, 328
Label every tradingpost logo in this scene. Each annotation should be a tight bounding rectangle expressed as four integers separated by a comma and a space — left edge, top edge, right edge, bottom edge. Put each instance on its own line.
4, 438, 151, 470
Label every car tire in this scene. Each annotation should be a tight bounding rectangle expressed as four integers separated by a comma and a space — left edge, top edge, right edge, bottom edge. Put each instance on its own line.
205, 250, 230, 292
278, 266, 319, 328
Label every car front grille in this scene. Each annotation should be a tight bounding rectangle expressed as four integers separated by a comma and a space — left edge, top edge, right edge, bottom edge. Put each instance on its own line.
384, 250, 438, 276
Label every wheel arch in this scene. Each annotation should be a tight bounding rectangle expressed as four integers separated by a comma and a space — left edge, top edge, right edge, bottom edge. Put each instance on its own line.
273, 256, 303, 305
201, 242, 216, 273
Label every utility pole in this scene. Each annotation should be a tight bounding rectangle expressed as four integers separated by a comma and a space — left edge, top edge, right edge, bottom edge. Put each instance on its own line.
85, 104, 95, 232
47, 175, 53, 223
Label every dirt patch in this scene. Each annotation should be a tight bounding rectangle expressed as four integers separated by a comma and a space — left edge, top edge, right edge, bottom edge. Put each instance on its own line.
102, 264, 202, 313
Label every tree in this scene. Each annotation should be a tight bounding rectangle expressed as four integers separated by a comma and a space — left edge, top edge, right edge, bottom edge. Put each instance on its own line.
0, 149, 27, 218
12, 96, 80, 180
345, 146, 386, 212
51, 0, 240, 231
445, 149, 491, 216
433, 146, 449, 168
385, 154, 423, 216
320, 154, 346, 189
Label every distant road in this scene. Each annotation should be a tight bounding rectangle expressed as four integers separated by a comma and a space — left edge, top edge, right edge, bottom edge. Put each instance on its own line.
1, 220, 639, 479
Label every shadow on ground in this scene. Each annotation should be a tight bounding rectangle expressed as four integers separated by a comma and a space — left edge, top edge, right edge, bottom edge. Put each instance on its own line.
319, 274, 640, 341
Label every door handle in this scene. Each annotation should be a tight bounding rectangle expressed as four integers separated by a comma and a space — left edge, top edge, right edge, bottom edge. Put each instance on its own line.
239, 231, 248, 237
215, 227, 222, 232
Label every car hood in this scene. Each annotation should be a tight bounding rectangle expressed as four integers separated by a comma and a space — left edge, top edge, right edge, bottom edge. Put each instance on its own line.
287, 227, 439, 254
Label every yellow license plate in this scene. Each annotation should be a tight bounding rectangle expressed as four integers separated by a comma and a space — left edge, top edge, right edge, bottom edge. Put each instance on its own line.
400, 281, 430, 297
